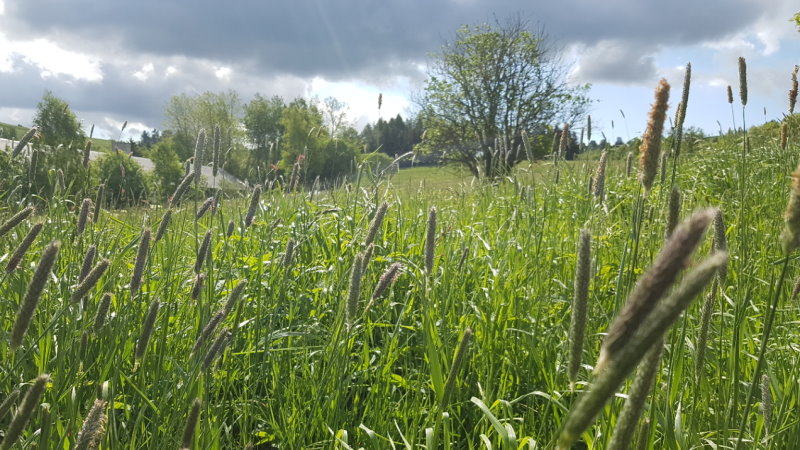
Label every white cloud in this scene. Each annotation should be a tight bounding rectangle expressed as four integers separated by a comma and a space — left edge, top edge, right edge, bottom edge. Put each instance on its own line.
133, 62, 154, 81
165, 66, 177, 77
307, 76, 412, 128
0, 33, 103, 81
214, 66, 232, 81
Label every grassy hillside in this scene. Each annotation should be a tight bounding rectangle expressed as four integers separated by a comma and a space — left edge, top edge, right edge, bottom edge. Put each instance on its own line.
1, 120, 115, 152
0, 111, 799, 449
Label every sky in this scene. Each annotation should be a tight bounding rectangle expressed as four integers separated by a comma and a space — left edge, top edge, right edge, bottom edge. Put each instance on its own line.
0, 0, 798, 143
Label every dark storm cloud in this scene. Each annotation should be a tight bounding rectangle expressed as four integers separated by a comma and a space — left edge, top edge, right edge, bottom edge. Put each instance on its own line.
1, 0, 767, 81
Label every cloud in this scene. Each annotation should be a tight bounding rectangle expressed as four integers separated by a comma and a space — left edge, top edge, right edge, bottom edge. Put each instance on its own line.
570, 40, 659, 84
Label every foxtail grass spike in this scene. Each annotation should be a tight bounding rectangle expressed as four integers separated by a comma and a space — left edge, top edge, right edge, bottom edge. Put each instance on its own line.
196, 197, 214, 221
77, 198, 92, 236
761, 373, 772, 437
193, 129, 206, 182
592, 152, 608, 200
213, 124, 221, 177
130, 228, 151, 297
170, 173, 194, 207
0, 206, 35, 239
0, 374, 49, 450
79, 245, 97, 282
203, 329, 231, 369
365, 201, 389, 246
362, 243, 375, 269
639, 79, 670, 192
71, 259, 109, 303
441, 328, 473, 409
226, 220, 235, 238
674, 63, 691, 159
780, 163, 800, 254
74, 399, 107, 450
666, 187, 681, 240
370, 262, 403, 303
181, 398, 202, 450
245, 185, 261, 228
192, 310, 225, 354
11, 127, 38, 157
557, 251, 726, 450
587, 115, 592, 142
223, 280, 247, 316
283, 239, 296, 267
790, 65, 798, 114
626, 152, 633, 177
94, 293, 112, 332
606, 340, 664, 450
135, 299, 160, 361
154, 209, 172, 243
425, 207, 437, 274
738, 57, 748, 106
191, 273, 206, 301
82, 140, 92, 168
10, 241, 60, 349
93, 184, 104, 222
5, 222, 43, 273
727, 85, 734, 104
597, 208, 715, 372
195, 230, 212, 273
568, 229, 591, 388
558, 123, 570, 161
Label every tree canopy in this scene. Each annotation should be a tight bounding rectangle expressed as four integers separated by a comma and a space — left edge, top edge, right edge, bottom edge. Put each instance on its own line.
417, 17, 590, 178
33, 91, 86, 149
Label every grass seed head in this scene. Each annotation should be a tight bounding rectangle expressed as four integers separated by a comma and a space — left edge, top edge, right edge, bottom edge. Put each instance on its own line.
213, 124, 221, 177
365, 201, 389, 246
170, 173, 194, 207
5, 222, 43, 273
1, 374, 49, 450
131, 228, 151, 297
790, 65, 798, 114
79, 245, 97, 282
74, 399, 107, 450
727, 85, 733, 104
558, 123, 570, 160
82, 140, 92, 168
597, 208, 714, 372
77, 198, 92, 236
665, 187, 681, 240
223, 280, 247, 316
592, 152, 608, 200
0, 389, 20, 421
196, 196, 214, 221
135, 298, 160, 361
0, 206, 35, 239
11, 127, 38, 157
154, 209, 172, 244
568, 229, 592, 387
245, 185, 261, 228
761, 373, 772, 435
738, 57, 748, 106
10, 241, 60, 349
195, 230, 212, 273
203, 329, 231, 369
370, 262, 403, 303
180, 398, 202, 450
191, 273, 206, 301
71, 259, 110, 303
193, 310, 225, 354
93, 293, 112, 332
781, 164, 800, 254
283, 239, 296, 267
193, 128, 206, 181
639, 79, 670, 192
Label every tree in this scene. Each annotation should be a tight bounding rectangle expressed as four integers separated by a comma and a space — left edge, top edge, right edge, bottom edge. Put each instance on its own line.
417, 17, 589, 177
243, 94, 285, 171
164, 90, 241, 162
93, 151, 148, 207
149, 136, 184, 199
794, 12, 799, 30
33, 91, 86, 149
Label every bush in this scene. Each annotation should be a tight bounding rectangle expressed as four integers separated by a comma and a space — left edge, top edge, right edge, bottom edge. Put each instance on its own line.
149, 137, 184, 200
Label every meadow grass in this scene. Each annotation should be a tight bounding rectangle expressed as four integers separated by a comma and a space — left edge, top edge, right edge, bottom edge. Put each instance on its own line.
1, 109, 800, 449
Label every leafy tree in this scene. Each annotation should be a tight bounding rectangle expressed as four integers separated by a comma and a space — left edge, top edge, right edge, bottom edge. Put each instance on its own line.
321, 96, 349, 137
164, 90, 241, 162
93, 151, 148, 207
243, 94, 285, 171
33, 91, 86, 149
794, 12, 799, 30
149, 136, 184, 199
417, 17, 590, 177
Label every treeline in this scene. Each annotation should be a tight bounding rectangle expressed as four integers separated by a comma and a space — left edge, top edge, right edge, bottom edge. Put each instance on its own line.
139, 90, 425, 186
